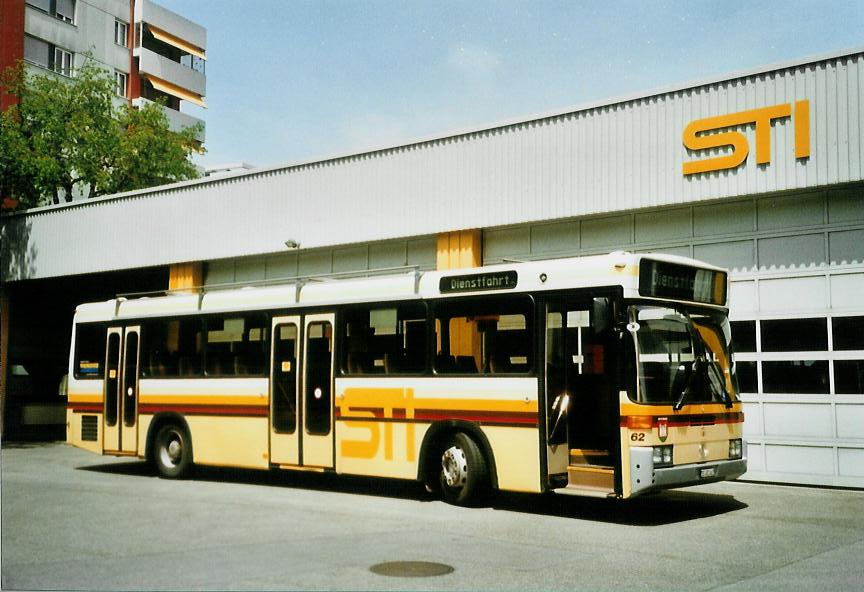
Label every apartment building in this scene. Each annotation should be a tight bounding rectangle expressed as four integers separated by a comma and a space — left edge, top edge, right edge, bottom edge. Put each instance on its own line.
0, 0, 206, 142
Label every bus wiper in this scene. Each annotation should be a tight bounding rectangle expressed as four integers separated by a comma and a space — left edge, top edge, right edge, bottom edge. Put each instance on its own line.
707, 361, 733, 409
674, 357, 704, 411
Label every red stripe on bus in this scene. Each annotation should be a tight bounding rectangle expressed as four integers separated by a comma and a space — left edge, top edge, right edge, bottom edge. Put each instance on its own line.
335, 407, 538, 426
68, 403, 103, 413
415, 411, 538, 426
137, 404, 268, 417
619, 412, 743, 428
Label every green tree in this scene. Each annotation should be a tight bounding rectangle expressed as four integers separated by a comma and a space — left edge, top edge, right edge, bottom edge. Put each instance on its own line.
0, 58, 202, 209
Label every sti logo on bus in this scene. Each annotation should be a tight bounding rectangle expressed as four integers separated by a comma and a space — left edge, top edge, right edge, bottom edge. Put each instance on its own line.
682, 101, 810, 175
439, 270, 518, 294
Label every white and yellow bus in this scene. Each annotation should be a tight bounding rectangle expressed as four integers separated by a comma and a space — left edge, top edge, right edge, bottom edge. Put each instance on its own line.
66, 252, 746, 505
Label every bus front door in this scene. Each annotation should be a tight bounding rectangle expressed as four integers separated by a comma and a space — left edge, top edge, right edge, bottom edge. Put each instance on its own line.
103, 325, 140, 455
544, 300, 616, 494
269, 313, 335, 469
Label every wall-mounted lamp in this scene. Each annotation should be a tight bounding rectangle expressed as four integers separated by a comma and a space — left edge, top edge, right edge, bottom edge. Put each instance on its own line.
284, 239, 300, 249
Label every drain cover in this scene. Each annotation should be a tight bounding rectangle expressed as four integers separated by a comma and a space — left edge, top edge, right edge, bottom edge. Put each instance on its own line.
369, 561, 455, 578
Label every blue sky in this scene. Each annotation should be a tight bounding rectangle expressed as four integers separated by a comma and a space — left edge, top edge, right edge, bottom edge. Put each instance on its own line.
157, 0, 864, 170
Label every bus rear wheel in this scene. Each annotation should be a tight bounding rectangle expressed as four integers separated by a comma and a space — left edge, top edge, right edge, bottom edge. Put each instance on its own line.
439, 432, 489, 506
153, 423, 193, 479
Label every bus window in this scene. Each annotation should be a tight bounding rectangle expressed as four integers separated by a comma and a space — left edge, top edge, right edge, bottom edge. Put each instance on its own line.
205, 315, 269, 377
104, 332, 121, 427
433, 296, 532, 375
272, 323, 298, 433
341, 303, 426, 375
74, 324, 106, 379
305, 321, 332, 435
142, 318, 203, 378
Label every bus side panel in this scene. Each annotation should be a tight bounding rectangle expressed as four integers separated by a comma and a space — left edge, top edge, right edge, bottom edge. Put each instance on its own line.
66, 380, 103, 454
482, 426, 542, 493
139, 377, 269, 470
335, 377, 540, 488
66, 408, 103, 454
336, 419, 428, 480
186, 416, 270, 469
137, 413, 153, 457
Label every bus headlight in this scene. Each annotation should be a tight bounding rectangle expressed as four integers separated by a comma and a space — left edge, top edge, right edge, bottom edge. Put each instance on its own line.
652, 445, 673, 467
729, 439, 743, 460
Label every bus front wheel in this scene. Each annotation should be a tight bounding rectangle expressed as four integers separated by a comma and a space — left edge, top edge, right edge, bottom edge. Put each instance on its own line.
439, 432, 489, 506
153, 423, 193, 479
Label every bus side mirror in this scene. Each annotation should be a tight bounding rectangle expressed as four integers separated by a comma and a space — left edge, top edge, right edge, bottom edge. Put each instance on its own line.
592, 297, 612, 336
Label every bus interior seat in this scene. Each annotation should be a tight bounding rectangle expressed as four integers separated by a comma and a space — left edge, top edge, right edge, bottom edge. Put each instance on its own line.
435, 353, 456, 373
179, 355, 200, 376
489, 353, 511, 374
206, 351, 234, 376
235, 351, 262, 375
148, 350, 171, 377
455, 356, 478, 374
347, 351, 373, 374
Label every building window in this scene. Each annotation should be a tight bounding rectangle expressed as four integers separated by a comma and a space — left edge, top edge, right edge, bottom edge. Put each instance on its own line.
25, 0, 52, 13
55, 0, 75, 23
24, 34, 73, 76
114, 71, 127, 97
730, 320, 757, 353
25, 0, 75, 24
835, 360, 864, 394
23, 35, 50, 69
761, 318, 828, 352
53, 47, 73, 76
832, 316, 864, 350
115, 20, 129, 47
762, 360, 830, 394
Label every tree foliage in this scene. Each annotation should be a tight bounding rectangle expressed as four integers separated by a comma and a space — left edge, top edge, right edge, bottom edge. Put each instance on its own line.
0, 58, 202, 209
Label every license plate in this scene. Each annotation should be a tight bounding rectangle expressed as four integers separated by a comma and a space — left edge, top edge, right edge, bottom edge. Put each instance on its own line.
699, 467, 718, 479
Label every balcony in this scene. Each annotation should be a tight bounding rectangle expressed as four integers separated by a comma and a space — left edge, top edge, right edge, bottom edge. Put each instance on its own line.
132, 97, 205, 143
134, 0, 206, 54
135, 46, 205, 99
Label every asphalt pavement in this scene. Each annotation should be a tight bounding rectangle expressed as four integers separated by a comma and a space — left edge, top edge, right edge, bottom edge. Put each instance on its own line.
2, 441, 863, 591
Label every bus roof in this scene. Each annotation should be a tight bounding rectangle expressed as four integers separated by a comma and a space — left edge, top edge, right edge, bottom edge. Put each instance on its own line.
73, 252, 727, 323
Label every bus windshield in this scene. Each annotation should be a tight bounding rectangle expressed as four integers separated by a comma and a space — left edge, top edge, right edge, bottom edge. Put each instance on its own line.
629, 305, 739, 407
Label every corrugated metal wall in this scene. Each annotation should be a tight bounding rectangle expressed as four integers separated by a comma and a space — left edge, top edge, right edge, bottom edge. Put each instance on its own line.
3, 49, 863, 281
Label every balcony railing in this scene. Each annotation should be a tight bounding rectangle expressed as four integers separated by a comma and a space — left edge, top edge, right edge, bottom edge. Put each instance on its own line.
135, 47, 205, 97
132, 97, 205, 143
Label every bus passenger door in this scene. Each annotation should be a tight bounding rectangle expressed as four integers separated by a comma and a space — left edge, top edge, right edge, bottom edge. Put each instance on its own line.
544, 300, 616, 494
270, 316, 301, 466
301, 313, 335, 468
103, 326, 140, 454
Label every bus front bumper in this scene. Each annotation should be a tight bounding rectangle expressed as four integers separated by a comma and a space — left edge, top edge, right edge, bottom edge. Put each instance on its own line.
629, 446, 747, 497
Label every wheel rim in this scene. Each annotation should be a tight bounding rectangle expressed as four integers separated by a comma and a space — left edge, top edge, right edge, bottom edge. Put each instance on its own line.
159, 430, 183, 467
441, 445, 468, 489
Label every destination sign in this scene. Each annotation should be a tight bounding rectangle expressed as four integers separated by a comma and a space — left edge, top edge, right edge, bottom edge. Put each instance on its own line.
639, 260, 726, 306
440, 270, 518, 294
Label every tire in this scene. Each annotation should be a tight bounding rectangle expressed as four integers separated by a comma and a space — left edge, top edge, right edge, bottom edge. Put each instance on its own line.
438, 432, 489, 506
153, 423, 193, 479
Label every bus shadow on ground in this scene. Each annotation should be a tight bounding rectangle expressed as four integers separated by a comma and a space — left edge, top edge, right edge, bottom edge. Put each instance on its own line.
77, 460, 431, 502
491, 489, 748, 526
78, 459, 747, 525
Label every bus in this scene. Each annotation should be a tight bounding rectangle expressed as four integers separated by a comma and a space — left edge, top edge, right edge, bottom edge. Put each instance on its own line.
65, 251, 746, 505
